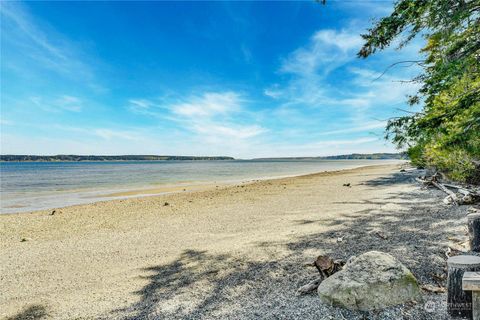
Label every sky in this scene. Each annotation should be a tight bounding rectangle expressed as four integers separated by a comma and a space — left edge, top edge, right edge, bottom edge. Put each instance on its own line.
0, 1, 424, 159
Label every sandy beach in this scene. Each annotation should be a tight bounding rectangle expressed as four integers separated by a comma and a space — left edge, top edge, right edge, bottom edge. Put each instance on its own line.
0, 164, 468, 319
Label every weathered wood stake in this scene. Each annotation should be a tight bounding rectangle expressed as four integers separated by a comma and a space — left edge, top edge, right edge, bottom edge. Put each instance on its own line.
462, 271, 480, 320
447, 255, 480, 318
468, 213, 480, 252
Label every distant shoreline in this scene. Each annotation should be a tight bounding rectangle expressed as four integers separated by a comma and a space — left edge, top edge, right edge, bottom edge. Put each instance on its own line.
0, 153, 406, 162
0, 155, 235, 162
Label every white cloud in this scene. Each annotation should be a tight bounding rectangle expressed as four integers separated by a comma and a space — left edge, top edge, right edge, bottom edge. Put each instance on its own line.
127, 99, 159, 116
29, 95, 83, 112
193, 123, 265, 139
1, 2, 97, 85
1, 3, 68, 63
280, 29, 363, 77
129, 99, 152, 109
45, 124, 143, 141
269, 26, 423, 133
268, 28, 366, 111
93, 129, 139, 141
316, 121, 387, 136
244, 137, 391, 159
56, 95, 82, 112
126, 91, 266, 142
171, 92, 241, 117
312, 29, 364, 53
264, 87, 282, 99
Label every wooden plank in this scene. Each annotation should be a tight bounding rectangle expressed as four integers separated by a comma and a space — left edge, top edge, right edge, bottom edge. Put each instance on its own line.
463, 272, 480, 290
448, 256, 480, 317
474, 291, 480, 320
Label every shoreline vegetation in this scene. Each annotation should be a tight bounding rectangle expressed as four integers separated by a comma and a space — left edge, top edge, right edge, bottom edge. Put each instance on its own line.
0, 152, 406, 162
0, 164, 469, 319
358, 0, 479, 183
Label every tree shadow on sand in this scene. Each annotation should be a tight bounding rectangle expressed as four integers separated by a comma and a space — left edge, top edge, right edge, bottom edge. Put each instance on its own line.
108, 171, 467, 320
6, 305, 48, 320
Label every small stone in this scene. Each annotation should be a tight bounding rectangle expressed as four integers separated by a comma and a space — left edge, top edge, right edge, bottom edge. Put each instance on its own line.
371, 230, 388, 240
164, 202, 169, 206
20, 237, 32, 242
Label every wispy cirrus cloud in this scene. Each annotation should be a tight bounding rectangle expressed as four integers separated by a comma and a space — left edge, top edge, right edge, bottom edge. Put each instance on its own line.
1, 2, 95, 81
264, 29, 365, 108
280, 29, 364, 77
265, 26, 423, 138
263, 86, 282, 99
171, 91, 241, 117
128, 91, 266, 142
36, 123, 144, 142
316, 121, 387, 137
30, 95, 83, 112
93, 129, 140, 141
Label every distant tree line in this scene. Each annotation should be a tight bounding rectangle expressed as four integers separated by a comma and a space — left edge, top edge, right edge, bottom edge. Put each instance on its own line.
1, 153, 406, 162
254, 153, 407, 160
359, 0, 479, 183
319, 153, 407, 160
0, 155, 235, 162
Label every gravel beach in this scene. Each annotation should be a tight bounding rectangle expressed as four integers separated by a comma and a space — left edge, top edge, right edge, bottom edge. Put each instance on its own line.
0, 164, 469, 319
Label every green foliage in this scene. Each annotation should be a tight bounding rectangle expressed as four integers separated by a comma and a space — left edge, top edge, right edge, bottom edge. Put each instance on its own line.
360, 0, 480, 182
406, 143, 425, 167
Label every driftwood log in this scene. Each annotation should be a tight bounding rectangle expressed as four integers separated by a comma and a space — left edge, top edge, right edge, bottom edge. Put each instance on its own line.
298, 255, 345, 294
432, 180, 459, 205
447, 255, 480, 318
297, 278, 323, 294
468, 213, 480, 252
415, 176, 479, 205
313, 255, 345, 278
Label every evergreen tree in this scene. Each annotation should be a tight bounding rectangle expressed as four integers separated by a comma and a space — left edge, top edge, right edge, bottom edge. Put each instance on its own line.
359, 0, 480, 182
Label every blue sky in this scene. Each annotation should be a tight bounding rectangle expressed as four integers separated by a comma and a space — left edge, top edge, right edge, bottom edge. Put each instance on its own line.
1, 1, 423, 158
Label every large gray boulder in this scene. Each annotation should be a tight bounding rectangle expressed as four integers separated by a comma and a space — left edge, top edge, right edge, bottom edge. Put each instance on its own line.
317, 251, 421, 311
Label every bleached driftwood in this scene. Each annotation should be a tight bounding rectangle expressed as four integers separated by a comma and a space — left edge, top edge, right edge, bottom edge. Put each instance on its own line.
431, 180, 459, 205
416, 175, 479, 205
443, 183, 472, 196
297, 278, 323, 294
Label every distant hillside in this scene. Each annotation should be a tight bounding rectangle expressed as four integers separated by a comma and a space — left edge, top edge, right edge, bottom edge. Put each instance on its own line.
254, 153, 407, 160
0, 155, 235, 162
320, 153, 407, 160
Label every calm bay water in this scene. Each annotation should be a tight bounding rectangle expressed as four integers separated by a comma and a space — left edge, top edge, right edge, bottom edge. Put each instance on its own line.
0, 159, 402, 213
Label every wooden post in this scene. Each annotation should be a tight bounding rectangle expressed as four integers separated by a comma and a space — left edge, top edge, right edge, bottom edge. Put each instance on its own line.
462, 271, 480, 320
447, 255, 480, 318
468, 213, 480, 252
